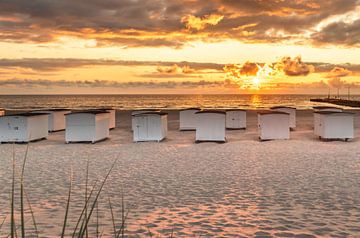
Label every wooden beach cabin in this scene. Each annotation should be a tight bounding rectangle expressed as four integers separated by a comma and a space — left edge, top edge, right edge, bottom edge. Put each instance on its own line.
179, 108, 201, 131
270, 106, 296, 130
65, 110, 110, 143
0, 112, 49, 143
314, 111, 354, 141
313, 106, 343, 131
32, 109, 71, 132
131, 109, 160, 131
132, 112, 168, 142
225, 109, 246, 129
195, 110, 226, 143
94, 108, 116, 129
258, 111, 290, 141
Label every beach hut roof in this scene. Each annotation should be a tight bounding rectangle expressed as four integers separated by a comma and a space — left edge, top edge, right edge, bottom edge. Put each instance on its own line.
226, 109, 246, 112
179, 107, 201, 111
314, 111, 354, 115
132, 112, 168, 117
33, 108, 71, 112
8, 112, 50, 117
313, 106, 342, 110
65, 110, 110, 115
92, 107, 114, 110
133, 108, 160, 111
257, 110, 289, 115
270, 106, 296, 110
195, 110, 226, 115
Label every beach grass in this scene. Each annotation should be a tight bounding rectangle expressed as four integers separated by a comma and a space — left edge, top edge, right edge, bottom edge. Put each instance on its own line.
6, 146, 126, 238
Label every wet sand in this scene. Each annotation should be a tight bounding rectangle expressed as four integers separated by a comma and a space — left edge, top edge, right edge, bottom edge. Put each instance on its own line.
0, 109, 360, 237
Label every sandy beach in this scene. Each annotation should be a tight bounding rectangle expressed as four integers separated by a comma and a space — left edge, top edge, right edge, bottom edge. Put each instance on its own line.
0, 109, 360, 237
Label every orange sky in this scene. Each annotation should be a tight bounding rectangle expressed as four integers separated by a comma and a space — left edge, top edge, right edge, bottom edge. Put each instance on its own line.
0, 0, 359, 94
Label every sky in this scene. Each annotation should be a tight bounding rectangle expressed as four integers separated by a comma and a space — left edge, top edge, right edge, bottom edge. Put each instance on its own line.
0, 0, 360, 94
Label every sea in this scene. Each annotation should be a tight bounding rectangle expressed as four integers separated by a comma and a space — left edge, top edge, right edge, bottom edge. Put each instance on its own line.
0, 94, 358, 110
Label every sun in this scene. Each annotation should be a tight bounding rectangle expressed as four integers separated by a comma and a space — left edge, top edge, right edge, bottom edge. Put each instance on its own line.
252, 77, 261, 88
251, 64, 274, 89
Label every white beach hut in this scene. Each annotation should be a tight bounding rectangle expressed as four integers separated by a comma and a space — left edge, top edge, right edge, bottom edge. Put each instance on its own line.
32, 109, 71, 132
179, 108, 201, 131
226, 109, 246, 129
313, 106, 343, 131
195, 110, 226, 143
131, 109, 160, 131
65, 110, 110, 143
258, 111, 290, 141
271, 106, 296, 130
94, 108, 116, 129
0, 108, 5, 116
132, 112, 168, 142
0, 112, 49, 143
314, 111, 354, 141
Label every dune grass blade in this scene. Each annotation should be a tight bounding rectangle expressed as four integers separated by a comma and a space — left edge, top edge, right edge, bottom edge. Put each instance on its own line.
115, 209, 130, 238
77, 159, 118, 238
0, 215, 7, 232
108, 197, 117, 236
170, 228, 174, 238
146, 226, 153, 238
24, 191, 38, 238
71, 181, 98, 238
121, 190, 125, 238
61, 167, 73, 238
20, 143, 30, 238
96, 202, 99, 238
85, 160, 89, 238
11, 145, 16, 238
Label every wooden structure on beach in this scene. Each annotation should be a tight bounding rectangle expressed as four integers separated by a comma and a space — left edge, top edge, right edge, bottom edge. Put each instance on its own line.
132, 112, 168, 142
131, 109, 160, 131
0, 112, 49, 143
0, 108, 4, 116
179, 108, 201, 131
257, 111, 290, 141
96, 108, 116, 129
271, 106, 296, 130
32, 109, 71, 132
314, 111, 354, 141
65, 110, 110, 143
225, 109, 246, 130
195, 110, 226, 143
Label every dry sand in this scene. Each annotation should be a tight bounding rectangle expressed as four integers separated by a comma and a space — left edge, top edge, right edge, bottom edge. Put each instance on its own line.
0, 109, 360, 237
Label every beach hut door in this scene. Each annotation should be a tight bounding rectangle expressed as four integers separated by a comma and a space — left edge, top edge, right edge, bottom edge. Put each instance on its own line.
136, 116, 148, 140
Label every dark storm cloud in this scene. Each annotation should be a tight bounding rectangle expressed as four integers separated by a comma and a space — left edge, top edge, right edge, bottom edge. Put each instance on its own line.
0, 0, 359, 47
312, 19, 360, 47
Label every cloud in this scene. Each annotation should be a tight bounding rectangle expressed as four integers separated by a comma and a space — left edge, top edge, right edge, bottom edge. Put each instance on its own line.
326, 67, 352, 78
0, 78, 240, 89
181, 14, 224, 30
0, 0, 359, 47
0, 58, 225, 72
224, 56, 315, 79
156, 64, 196, 74
223, 62, 259, 77
326, 67, 352, 88
274, 56, 315, 76
312, 18, 360, 47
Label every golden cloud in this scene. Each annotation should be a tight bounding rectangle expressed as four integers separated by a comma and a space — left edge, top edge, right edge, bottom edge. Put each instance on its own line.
181, 14, 224, 30
274, 56, 315, 76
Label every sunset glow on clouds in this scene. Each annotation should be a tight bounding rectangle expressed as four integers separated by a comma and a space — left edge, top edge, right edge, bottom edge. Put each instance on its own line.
0, 0, 360, 94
